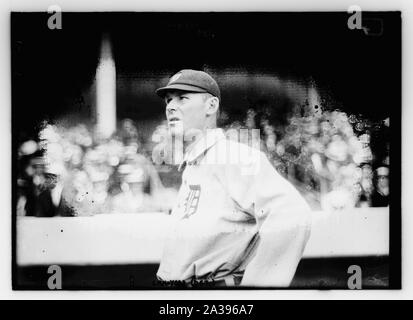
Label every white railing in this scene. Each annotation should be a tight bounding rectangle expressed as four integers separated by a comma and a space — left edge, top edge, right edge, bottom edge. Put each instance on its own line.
16, 207, 389, 266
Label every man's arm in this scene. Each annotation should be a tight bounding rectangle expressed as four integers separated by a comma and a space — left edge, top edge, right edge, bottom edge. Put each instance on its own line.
241, 204, 311, 286
224, 151, 311, 287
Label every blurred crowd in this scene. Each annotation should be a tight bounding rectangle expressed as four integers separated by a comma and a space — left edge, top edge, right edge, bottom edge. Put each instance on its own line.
17, 119, 177, 217
222, 105, 390, 211
16, 106, 390, 217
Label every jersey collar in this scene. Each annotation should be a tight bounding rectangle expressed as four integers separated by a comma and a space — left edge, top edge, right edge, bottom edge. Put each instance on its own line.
178, 128, 226, 171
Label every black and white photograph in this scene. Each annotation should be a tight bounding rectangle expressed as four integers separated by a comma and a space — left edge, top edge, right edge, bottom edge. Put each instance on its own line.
11, 10, 400, 290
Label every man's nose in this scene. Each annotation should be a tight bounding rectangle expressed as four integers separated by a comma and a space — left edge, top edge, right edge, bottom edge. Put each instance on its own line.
166, 102, 177, 114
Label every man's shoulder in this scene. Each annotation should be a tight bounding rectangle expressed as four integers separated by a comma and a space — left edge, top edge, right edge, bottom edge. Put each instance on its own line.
202, 135, 264, 170
216, 136, 264, 158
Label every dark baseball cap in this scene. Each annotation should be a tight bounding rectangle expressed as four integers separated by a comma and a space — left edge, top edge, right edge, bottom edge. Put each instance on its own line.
156, 69, 220, 100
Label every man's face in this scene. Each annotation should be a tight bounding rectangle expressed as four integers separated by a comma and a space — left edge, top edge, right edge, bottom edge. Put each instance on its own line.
377, 174, 389, 191
164, 90, 208, 136
44, 173, 59, 189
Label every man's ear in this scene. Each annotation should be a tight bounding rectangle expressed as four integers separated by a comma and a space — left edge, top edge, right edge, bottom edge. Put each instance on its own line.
205, 96, 219, 116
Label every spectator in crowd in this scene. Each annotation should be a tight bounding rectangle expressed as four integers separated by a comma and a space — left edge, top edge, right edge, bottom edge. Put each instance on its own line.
88, 171, 113, 214
112, 169, 158, 213
19, 155, 44, 216
62, 169, 94, 216
371, 166, 389, 207
118, 118, 140, 146
358, 164, 374, 207
34, 162, 77, 217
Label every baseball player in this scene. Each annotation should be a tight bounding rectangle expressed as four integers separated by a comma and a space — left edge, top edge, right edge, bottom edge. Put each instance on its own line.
154, 69, 311, 287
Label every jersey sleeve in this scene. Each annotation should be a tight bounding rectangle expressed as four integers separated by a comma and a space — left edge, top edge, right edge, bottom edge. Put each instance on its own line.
218, 148, 312, 286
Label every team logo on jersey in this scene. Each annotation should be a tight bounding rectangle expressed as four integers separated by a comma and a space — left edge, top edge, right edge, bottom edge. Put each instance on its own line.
182, 184, 201, 219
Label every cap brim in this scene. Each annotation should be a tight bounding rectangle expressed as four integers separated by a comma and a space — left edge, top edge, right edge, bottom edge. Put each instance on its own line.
155, 84, 208, 98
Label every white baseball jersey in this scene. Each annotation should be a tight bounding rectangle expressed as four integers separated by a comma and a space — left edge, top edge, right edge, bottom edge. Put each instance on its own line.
156, 128, 311, 286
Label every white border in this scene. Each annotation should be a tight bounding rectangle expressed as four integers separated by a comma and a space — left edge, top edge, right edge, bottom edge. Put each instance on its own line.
1, 0, 412, 300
